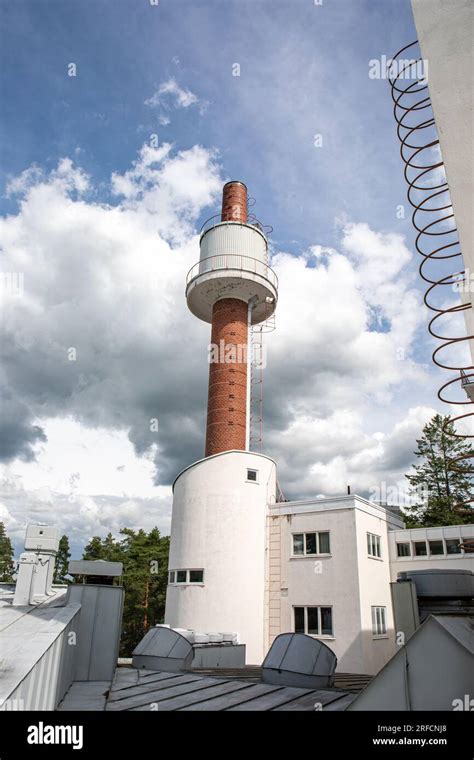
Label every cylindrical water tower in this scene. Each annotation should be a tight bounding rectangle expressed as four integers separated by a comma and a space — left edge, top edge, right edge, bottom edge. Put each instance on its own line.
165, 182, 278, 664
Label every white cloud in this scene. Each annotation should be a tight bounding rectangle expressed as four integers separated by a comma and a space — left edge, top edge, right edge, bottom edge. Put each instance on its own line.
145, 78, 199, 110
0, 144, 446, 550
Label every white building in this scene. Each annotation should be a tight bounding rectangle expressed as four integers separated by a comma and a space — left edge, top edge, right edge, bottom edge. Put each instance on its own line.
164, 177, 473, 673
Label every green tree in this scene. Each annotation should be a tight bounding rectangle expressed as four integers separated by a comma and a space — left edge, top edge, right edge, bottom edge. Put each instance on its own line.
54, 535, 72, 584
0, 521, 14, 582
404, 414, 473, 526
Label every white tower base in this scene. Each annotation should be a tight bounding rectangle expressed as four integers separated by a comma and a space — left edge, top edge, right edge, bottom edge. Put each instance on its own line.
165, 450, 277, 665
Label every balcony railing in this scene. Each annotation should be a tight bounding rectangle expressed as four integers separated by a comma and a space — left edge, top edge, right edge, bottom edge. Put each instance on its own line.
186, 254, 278, 290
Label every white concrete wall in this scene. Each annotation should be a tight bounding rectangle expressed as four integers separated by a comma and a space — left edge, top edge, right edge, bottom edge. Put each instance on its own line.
165, 450, 277, 664
272, 497, 403, 674
354, 505, 397, 675
388, 524, 474, 580
275, 504, 362, 672
411, 0, 474, 363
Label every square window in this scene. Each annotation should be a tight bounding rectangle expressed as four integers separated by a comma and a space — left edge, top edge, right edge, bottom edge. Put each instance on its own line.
307, 607, 319, 635
413, 541, 427, 556
429, 540, 444, 556
294, 607, 305, 633
293, 534, 304, 556
397, 542, 411, 557
305, 533, 317, 555
169, 571, 175, 583
318, 532, 330, 554
247, 469, 258, 482
176, 570, 187, 583
189, 570, 204, 583
446, 539, 461, 554
320, 607, 333, 636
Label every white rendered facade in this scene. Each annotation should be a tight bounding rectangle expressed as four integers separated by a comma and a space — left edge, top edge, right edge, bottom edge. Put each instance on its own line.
165, 450, 277, 664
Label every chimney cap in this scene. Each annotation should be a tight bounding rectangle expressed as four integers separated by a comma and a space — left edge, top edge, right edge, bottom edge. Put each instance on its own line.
223, 180, 247, 191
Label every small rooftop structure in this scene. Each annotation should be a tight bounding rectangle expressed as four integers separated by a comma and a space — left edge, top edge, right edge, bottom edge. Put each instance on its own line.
262, 633, 337, 689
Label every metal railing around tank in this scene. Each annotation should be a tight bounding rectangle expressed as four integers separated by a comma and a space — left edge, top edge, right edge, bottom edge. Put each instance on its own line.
186, 254, 278, 290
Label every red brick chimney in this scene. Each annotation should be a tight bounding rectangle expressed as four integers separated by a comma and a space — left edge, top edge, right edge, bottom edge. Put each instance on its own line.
205, 182, 249, 457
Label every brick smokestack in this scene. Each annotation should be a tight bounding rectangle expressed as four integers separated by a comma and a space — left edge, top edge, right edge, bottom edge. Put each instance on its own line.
205, 297, 248, 457
221, 181, 248, 224
205, 182, 250, 456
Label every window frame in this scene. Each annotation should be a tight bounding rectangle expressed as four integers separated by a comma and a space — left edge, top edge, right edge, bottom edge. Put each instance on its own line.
428, 539, 444, 556
367, 532, 382, 559
396, 542, 411, 558
169, 568, 205, 585
246, 468, 258, 483
293, 605, 334, 638
291, 531, 331, 557
371, 606, 387, 637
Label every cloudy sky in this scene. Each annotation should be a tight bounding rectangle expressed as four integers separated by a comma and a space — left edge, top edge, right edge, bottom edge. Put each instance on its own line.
0, 0, 467, 556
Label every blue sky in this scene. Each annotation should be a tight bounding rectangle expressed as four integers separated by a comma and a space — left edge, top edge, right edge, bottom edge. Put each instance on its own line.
2, 0, 417, 249
3, 0, 462, 556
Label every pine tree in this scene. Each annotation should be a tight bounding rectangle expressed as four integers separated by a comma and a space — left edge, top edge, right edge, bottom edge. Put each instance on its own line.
54, 535, 71, 584
404, 414, 473, 526
0, 521, 15, 582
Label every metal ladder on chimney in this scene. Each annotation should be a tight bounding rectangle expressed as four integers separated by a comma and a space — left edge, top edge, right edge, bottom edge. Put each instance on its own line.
250, 315, 275, 451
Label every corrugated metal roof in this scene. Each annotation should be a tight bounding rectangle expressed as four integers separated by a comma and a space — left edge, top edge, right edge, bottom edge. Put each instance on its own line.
97, 667, 356, 712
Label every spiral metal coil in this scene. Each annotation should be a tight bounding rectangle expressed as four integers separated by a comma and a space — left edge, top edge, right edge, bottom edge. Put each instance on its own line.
388, 41, 473, 501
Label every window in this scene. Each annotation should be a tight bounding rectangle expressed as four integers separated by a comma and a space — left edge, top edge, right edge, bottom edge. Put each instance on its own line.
189, 569, 204, 583
294, 606, 305, 633
429, 540, 444, 556
293, 606, 333, 637
292, 531, 331, 556
293, 534, 305, 556
367, 533, 381, 558
169, 571, 175, 584
446, 539, 461, 554
461, 538, 474, 553
413, 541, 427, 556
176, 570, 187, 583
371, 606, 387, 637
246, 469, 258, 482
396, 542, 411, 557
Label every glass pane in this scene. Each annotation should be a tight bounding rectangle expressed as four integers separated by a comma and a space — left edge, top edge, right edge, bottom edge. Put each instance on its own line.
169, 571, 175, 583
293, 534, 304, 555
414, 541, 427, 556
247, 469, 257, 481
367, 534, 372, 555
177, 570, 187, 583
305, 533, 317, 555
320, 607, 332, 635
189, 570, 203, 583
376, 607, 381, 635
397, 543, 410, 557
294, 607, 305, 633
446, 539, 461, 554
380, 608, 386, 635
371, 607, 377, 635
307, 607, 319, 635
429, 540, 444, 555
319, 532, 330, 554
376, 536, 381, 558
